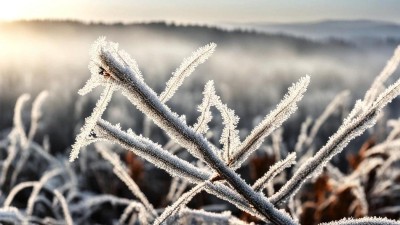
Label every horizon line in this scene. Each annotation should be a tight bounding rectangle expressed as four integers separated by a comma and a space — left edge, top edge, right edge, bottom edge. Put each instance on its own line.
1, 17, 400, 27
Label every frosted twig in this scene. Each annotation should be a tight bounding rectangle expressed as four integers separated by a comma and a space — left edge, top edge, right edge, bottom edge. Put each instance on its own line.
350, 184, 368, 216
364, 46, 400, 107
27, 168, 64, 215
70, 83, 116, 161
214, 98, 240, 162
296, 91, 350, 169
153, 182, 206, 225
159, 43, 216, 103
28, 90, 49, 141
271, 111, 377, 205
0, 132, 18, 187
13, 94, 30, 147
386, 118, 400, 141
252, 153, 296, 192
193, 81, 218, 135
54, 190, 74, 225
143, 44, 216, 141
294, 117, 312, 153
271, 75, 400, 205
364, 139, 400, 156
11, 91, 50, 187
304, 90, 350, 149
71, 194, 132, 211
172, 179, 189, 202
166, 177, 180, 202
229, 76, 309, 170
349, 45, 400, 120
0, 94, 31, 187
119, 202, 146, 225
3, 181, 36, 207
96, 145, 156, 217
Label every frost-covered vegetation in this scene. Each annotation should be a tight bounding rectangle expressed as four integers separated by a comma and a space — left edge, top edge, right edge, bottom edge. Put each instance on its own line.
1, 34, 400, 224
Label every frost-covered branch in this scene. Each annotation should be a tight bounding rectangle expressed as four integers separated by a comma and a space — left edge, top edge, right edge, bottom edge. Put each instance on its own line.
94, 119, 266, 220
95, 120, 210, 183
84, 38, 296, 225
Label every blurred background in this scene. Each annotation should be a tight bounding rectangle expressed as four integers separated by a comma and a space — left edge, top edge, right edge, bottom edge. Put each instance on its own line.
1, 1, 400, 224
1, 1, 400, 150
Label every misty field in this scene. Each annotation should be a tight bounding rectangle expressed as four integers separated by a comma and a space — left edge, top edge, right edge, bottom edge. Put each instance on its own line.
1, 21, 400, 225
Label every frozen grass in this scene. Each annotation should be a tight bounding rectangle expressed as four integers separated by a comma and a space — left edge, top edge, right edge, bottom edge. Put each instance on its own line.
1, 38, 400, 225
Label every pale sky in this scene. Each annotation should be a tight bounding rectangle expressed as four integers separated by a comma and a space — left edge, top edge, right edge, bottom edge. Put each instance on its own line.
1, 0, 400, 24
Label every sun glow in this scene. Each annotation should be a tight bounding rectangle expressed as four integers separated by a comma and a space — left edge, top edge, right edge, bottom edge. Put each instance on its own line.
0, 0, 61, 21
0, 0, 30, 20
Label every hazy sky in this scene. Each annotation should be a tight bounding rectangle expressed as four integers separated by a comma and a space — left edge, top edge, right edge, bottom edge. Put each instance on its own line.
1, 0, 400, 24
